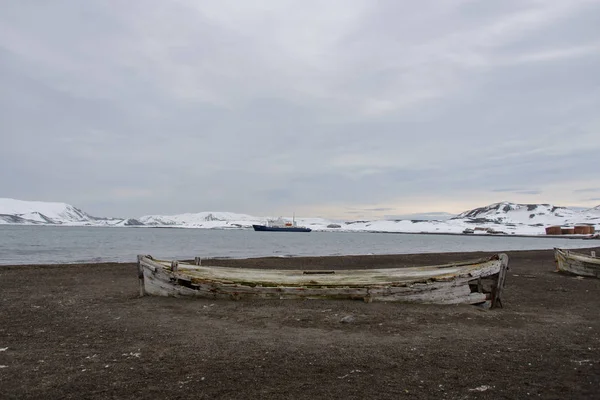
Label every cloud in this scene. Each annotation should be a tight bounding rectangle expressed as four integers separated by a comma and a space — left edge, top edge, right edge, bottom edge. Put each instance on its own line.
384, 212, 455, 221
492, 189, 542, 195
574, 188, 600, 193
1, 0, 599, 218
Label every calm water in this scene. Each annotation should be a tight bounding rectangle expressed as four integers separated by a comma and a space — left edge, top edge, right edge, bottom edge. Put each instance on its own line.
0, 225, 596, 265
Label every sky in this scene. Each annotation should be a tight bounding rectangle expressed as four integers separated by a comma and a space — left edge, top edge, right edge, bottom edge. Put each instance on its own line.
1, 0, 600, 220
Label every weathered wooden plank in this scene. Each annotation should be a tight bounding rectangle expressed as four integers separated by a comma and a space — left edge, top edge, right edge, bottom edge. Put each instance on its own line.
491, 254, 509, 308
167, 259, 504, 287
137, 255, 145, 297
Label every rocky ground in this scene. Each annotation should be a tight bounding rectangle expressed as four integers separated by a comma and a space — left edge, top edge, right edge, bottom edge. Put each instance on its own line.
1, 248, 599, 399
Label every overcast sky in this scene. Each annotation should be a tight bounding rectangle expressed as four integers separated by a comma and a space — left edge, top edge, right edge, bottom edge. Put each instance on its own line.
1, 0, 599, 219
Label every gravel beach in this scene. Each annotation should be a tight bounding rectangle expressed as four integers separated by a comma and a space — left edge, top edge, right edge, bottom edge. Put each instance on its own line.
1, 247, 599, 399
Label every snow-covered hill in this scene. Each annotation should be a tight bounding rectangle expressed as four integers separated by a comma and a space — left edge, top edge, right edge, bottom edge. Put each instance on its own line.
328, 202, 600, 235
138, 212, 335, 230
0, 198, 136, 226
139, 212, 263, 229
455, 203, 576, 223
452, 202, 600, 229
1, 198, 599, 236
0, 198, 92, 224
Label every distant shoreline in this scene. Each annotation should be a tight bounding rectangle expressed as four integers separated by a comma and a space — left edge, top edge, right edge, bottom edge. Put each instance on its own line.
2, 223, 599, 240
357, 230, 600, 240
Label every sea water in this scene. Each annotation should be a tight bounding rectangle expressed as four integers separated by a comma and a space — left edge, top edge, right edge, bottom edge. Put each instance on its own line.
0, 225, 596, 265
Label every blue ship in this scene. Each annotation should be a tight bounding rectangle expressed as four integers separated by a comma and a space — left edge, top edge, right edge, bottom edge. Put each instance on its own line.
252, 215, 311, 232
252, 224, 312, 232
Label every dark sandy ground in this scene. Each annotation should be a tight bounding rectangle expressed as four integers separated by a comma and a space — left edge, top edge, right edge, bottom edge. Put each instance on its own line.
1, 248, 599, 399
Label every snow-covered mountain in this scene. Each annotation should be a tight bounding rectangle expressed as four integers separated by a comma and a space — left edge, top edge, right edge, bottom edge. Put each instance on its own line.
1, 198, 599, 236
0, 198, 141, 226
0, 198, 91, 224
139, 212, 263, 229
139, 212, 335, 230
331, 202, 599, 235
452, 202, 600, 227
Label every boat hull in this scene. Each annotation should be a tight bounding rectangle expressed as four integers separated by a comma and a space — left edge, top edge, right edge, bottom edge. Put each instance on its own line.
252, 224, 312, 232
554, 248, 600, 278
137, 253, 509, 308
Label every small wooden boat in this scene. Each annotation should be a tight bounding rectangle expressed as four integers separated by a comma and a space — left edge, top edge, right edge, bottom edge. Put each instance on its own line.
554, 248, 600, 278
137, 253, 509, 308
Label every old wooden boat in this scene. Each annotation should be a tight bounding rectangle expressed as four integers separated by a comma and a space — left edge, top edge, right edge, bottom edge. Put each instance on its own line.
554, 248, 600, 278
137, 253, 509, 308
